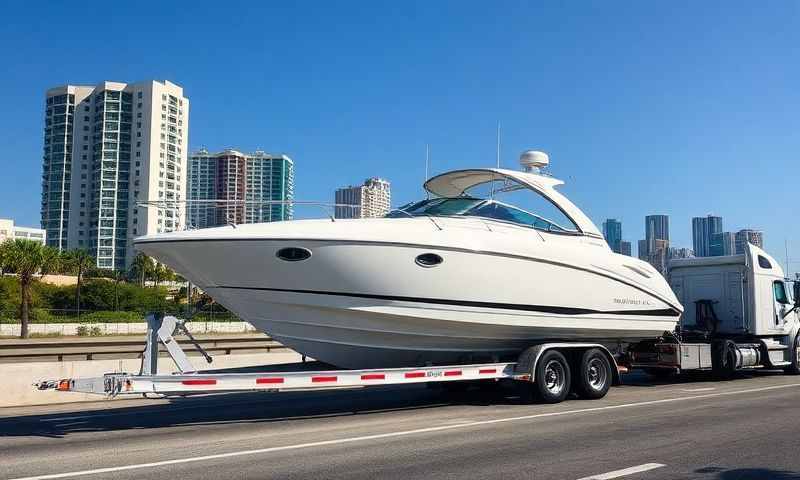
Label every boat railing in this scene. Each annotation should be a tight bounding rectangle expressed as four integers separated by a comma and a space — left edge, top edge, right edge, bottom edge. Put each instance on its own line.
135, 199, 366, 225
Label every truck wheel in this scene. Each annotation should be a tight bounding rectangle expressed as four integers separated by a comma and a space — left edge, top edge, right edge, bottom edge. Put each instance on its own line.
783, 334, 800, 375
533, 350, 571, 403
712, 340, 737, 379
573, 349, 612, 399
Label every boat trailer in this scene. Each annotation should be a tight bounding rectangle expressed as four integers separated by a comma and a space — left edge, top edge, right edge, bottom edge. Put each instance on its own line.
37, 313, 622, 403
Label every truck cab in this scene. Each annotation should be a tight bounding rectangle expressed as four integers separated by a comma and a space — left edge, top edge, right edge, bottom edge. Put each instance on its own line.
669, 244, 798, 339
627, 244, 800, 376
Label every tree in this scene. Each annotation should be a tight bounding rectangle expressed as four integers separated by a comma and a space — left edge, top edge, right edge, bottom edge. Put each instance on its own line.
0, 239, 60, 338
0, 241, 11, 275
66, 249, 94, 319
131, 253, 153, 287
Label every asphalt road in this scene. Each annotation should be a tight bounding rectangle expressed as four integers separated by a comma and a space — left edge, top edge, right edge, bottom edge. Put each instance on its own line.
2, 371, 800, 480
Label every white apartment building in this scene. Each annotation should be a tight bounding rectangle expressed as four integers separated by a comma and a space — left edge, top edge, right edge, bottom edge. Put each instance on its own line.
0, 218, 46, 244
42, 80, 189, 269
334, 178, 391, 219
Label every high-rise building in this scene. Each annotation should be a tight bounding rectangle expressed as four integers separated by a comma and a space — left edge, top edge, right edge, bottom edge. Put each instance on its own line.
0, 218, 46, 245
645, 215, 669, 255
710, 231, 736, 256
692, 215, 723, 257
647, 238, 670, 275
335, 178, 391, 219
735, 229, 764, 254
187, 148, 294, 228
602, 218, 623, 253
42, 80, 189, 269
637, 239, 648, 260
620, 241, 632, 257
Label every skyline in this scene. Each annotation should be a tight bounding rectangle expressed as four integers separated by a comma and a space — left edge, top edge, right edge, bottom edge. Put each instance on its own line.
0, 2, 798, 268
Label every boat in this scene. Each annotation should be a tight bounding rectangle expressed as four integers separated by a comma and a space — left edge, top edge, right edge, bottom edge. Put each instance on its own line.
134, 151, 683, 368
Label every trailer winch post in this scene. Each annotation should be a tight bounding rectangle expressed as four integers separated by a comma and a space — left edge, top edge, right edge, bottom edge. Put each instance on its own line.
141, 313, 198, 375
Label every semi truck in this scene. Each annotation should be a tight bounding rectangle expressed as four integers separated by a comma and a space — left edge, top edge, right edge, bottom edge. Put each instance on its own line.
625, 243, 800, 377
38, 243, 800, 404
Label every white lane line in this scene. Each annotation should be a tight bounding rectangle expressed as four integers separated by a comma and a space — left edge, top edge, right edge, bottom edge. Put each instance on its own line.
682, 387, 716, 392
577, 463, 666, 479
10, 382, 800, 480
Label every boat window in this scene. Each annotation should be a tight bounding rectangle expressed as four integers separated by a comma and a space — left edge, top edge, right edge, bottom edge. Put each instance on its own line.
386, 198, 483, 218
463, 178, 579, 232
466, 202, 567, 232
387, 176, 580, 233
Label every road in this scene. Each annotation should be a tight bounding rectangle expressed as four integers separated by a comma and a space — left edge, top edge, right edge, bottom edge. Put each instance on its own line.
2, 370, 800, 480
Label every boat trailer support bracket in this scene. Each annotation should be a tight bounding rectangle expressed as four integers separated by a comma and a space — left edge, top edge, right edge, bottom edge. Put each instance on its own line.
141, 313, 210, 375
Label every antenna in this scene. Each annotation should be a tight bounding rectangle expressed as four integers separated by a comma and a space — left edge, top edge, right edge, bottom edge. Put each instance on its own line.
496, 121, 501, 169
425, 144, 430, 199
491, 121, 500, 200
786, 239, 790, 277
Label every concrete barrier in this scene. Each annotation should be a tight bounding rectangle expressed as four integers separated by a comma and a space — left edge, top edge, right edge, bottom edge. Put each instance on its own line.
0, 351, 304, 408
0, 321, 257, 337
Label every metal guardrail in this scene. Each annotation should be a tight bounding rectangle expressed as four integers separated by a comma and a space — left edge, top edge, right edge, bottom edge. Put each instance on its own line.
0, 334, 288, 363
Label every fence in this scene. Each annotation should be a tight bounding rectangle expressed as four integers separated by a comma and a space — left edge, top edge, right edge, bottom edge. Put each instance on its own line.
0, 307, 242, 324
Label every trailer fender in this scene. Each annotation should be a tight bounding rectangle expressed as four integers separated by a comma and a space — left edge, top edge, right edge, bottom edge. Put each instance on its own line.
514, 343, 621, 386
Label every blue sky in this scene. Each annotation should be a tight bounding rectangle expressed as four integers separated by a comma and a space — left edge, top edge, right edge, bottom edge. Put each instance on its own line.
0, 2, 798, 268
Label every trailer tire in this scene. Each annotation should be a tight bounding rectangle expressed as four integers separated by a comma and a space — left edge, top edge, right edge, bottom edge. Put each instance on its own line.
783, 334, 800, 375
573, 349, 612, 399
533, 350, 571, 403
712, 340, 737, 379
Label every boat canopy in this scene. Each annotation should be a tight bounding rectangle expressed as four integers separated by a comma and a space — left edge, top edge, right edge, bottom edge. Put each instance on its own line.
423, 168, 603, 237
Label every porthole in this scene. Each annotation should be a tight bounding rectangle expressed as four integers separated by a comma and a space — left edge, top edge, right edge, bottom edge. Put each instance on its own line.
415, 253, 443, 267
276, 247, 312, 262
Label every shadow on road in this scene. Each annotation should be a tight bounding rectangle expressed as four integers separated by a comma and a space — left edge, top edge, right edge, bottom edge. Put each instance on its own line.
697, 466, 800, 479
0, 380, 526, 439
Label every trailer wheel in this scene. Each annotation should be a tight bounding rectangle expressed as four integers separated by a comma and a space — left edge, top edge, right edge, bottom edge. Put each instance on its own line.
533, 350, 571, 403
573, 349, 612, 399
712, 340, 737, 379
783, 334, 800, 375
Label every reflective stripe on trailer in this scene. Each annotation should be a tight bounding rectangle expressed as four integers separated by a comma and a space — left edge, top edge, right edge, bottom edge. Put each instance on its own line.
54, 362, 520, 396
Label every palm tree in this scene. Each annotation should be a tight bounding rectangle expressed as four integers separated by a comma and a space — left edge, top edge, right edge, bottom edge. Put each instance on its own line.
131, 253, 153, 287
0, 240, 11, 275
66, 249, 94, 320
1, 239, 59, 338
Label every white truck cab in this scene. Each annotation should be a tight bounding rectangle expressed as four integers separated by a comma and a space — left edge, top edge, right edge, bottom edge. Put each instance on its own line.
669, 244, 799, 339
627, 244, 800, 377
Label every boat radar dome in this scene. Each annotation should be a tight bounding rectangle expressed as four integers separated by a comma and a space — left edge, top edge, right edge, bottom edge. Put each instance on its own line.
519, 150, 549, 173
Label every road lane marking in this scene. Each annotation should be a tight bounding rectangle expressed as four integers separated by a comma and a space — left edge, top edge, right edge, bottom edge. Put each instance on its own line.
577, 463, 665, 479
681, 387, 715, 392
10, 381, 800, 480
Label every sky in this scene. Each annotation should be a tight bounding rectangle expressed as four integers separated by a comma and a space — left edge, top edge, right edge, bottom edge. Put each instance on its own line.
0, 1, 798, 269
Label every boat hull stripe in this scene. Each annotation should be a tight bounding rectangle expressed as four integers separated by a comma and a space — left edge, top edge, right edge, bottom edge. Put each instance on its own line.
213, 285, 680, 317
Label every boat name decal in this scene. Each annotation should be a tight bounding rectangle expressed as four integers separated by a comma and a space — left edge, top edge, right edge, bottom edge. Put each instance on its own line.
613, 298, 654, 306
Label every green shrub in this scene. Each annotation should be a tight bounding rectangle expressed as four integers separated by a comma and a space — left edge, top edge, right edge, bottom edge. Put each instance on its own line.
76, 325, 89, 336
90, 326, 103, 336
78, 311, 144, 323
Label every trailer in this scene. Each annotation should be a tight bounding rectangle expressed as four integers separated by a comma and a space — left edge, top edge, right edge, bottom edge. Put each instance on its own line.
36, 244, 800, 405
37, 313, 624, 404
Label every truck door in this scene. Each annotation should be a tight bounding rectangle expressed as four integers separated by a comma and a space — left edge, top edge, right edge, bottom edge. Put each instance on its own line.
773, 281, 791, 328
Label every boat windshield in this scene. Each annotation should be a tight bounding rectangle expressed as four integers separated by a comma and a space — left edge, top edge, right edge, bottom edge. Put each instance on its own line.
387, 198, 575, 233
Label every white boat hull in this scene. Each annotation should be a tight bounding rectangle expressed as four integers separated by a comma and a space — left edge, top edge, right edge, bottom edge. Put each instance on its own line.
137, 220, 681, 368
